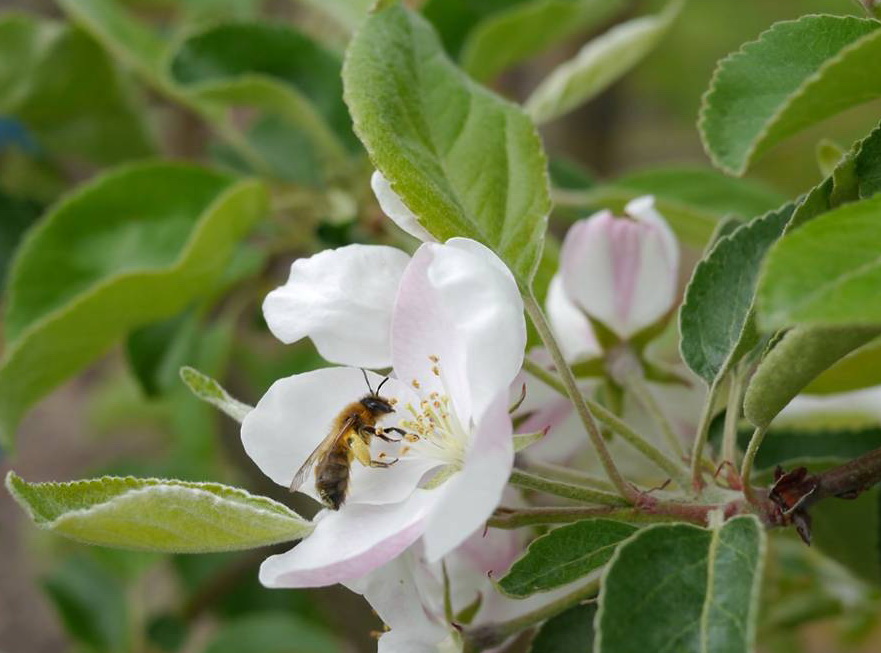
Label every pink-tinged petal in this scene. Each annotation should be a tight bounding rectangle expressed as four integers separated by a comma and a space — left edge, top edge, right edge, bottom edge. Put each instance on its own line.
371, 171, 436, 243
259, 491, 435, 588
392, 239, 525, 424
546, 274, 601, 361
241, 367, 423, 505
263, 244, 409, 368
561, 200, 679, 339
422, 394, 514, 561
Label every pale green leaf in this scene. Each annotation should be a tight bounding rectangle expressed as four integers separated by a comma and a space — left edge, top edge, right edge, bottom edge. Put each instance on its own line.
525, 0, 682, 125
679, 203, 793, 384
756, 195, 881, 330
596, 516, 765, 653
816, 139, 846, 178
499, 519, 637, 597
180, 366, 253, 423
0, 163, 267, 446
461, 0, 625, 83
805, 336, 881, 394
743, 325, 881, 428
700, 15, 881, 175
7, 472, 313, 552
343, 4, 550, 284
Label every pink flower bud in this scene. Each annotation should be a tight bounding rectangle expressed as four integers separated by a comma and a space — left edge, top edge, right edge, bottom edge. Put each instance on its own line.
560, 196, 679, 339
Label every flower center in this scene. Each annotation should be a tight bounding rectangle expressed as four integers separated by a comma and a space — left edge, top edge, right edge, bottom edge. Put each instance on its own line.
396, 355, 469, 468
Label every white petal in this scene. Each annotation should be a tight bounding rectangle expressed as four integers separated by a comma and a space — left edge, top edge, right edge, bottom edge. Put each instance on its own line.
422, 394, 514, 561
546, 274, 601, 361
560, 212, 619, 332
371, 171, 436, 242
259, 492, 435, 588
263, 244, 409, 368
392, 239, 526, 424
241, 367, 425, 505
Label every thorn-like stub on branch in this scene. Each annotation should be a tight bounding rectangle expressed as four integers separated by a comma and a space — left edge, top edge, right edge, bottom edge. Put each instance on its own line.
768, 466, 819, 545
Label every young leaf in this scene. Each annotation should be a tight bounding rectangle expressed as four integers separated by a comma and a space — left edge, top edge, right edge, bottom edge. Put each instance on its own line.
180, 366, 253, 423
530, 603, 596, 653
343, 4, 550, 284
679, 203, 793, 384
743, 325, 881, 429
596, 516, 765, 653
0, 163, 267, 446
525, 0, 682, 125
700, 15, 881, 175
7, 472, 313, 552
170, 23, 356, 156
460, 0, 625, 83
499, 519, 637, 597
756, 195, 881, 330
805, 336, 881, 394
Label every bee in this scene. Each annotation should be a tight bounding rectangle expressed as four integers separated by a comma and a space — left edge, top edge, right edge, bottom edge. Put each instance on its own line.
289, 370, 407, 510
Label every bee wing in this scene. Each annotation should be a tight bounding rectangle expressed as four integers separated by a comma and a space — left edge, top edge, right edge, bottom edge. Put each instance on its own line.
288, 416, 357, 493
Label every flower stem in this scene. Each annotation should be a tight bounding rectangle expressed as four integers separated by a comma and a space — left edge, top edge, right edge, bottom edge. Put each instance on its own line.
522, 461, 615, 491
487, 506, 680, 529
721, 370, 744, 466
740, 425, 768, 505
690, 378, 723, 493
461, 579, 600, 651
522, 358, 690, 489
509, 469, 629, 506
522, 292, 638, 502
625, 372, 686, 459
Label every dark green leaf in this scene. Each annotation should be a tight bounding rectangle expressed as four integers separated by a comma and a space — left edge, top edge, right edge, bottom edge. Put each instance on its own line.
596, 516, 765, 653
42, 556, 130, 652
736, 425, 881, 472
679, 203, 792, 384
343, 4, 550, 283
0, 190, 41, 288
422, 0, 530, 57
700, 15, 881, 175
811, 488, 881, 586
743, 326, 881, 429
530, 603, 595, 653
499, 519, 637, 597
203, 612, 341, 653
0, 162, 266, 446
461, 0, 625, 83
7, 472, 313, 552
126, 312, 195, 398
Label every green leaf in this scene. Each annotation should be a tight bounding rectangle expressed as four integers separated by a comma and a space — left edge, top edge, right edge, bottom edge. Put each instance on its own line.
460, 0, 625, 83
343, 4, 551, 284
170, 23, 355, 156
0, 13, 57, 111
203, 612, 341, 653
179, 366, 253, 423
127, 311, 196, 398
735, 425, 881, 472
10, 24, 155, 164
499, 519, 637, 597
816, 139, 846, 178
42, 556, 130, 652
743, 326, 881, 429
700, 15, 881, 175
525, 0, 681, 125
0, 190, 41, 288
805, 336, 881, 394
596, 516, 765, 653
0, 162, 266, 446
7, 472, 313, 552
530, 603, 595, 653
811, 487, 881, 586
422, 0, 530, 58
679, 203, 793, 384
756, 195, 881, 330
554, 166, 784, 248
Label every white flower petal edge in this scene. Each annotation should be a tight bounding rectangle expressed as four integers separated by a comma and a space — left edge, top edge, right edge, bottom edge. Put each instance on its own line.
422, 394, 514, 561
546, 274, 601, 362
371, 171, 437, 243
259, 491, 435, 589
262, 244, 409, 368
241, 367, 431, 506
392, 238, 526, 427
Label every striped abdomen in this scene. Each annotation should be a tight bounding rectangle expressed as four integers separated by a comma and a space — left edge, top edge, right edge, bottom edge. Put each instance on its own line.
315, 444, 354, 510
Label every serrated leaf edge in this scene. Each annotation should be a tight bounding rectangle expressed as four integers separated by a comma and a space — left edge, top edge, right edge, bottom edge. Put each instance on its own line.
698, 14, 881, 176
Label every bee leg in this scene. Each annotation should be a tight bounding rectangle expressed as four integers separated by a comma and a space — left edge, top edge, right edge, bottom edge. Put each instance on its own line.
369, 457, 399, 468
362, 425, 404, 443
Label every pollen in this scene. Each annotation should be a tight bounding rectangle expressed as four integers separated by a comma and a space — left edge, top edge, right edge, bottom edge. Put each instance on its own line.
429, 354, 440, 363
411, 379, 421, 389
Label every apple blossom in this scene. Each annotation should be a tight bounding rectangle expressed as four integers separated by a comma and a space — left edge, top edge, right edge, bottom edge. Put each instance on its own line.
242, 237, 526, 587
559, 195, 679, 340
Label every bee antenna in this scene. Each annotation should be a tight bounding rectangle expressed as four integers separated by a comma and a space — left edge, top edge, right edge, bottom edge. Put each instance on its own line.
376, 376, 390, 395
361, 368, 375, 395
